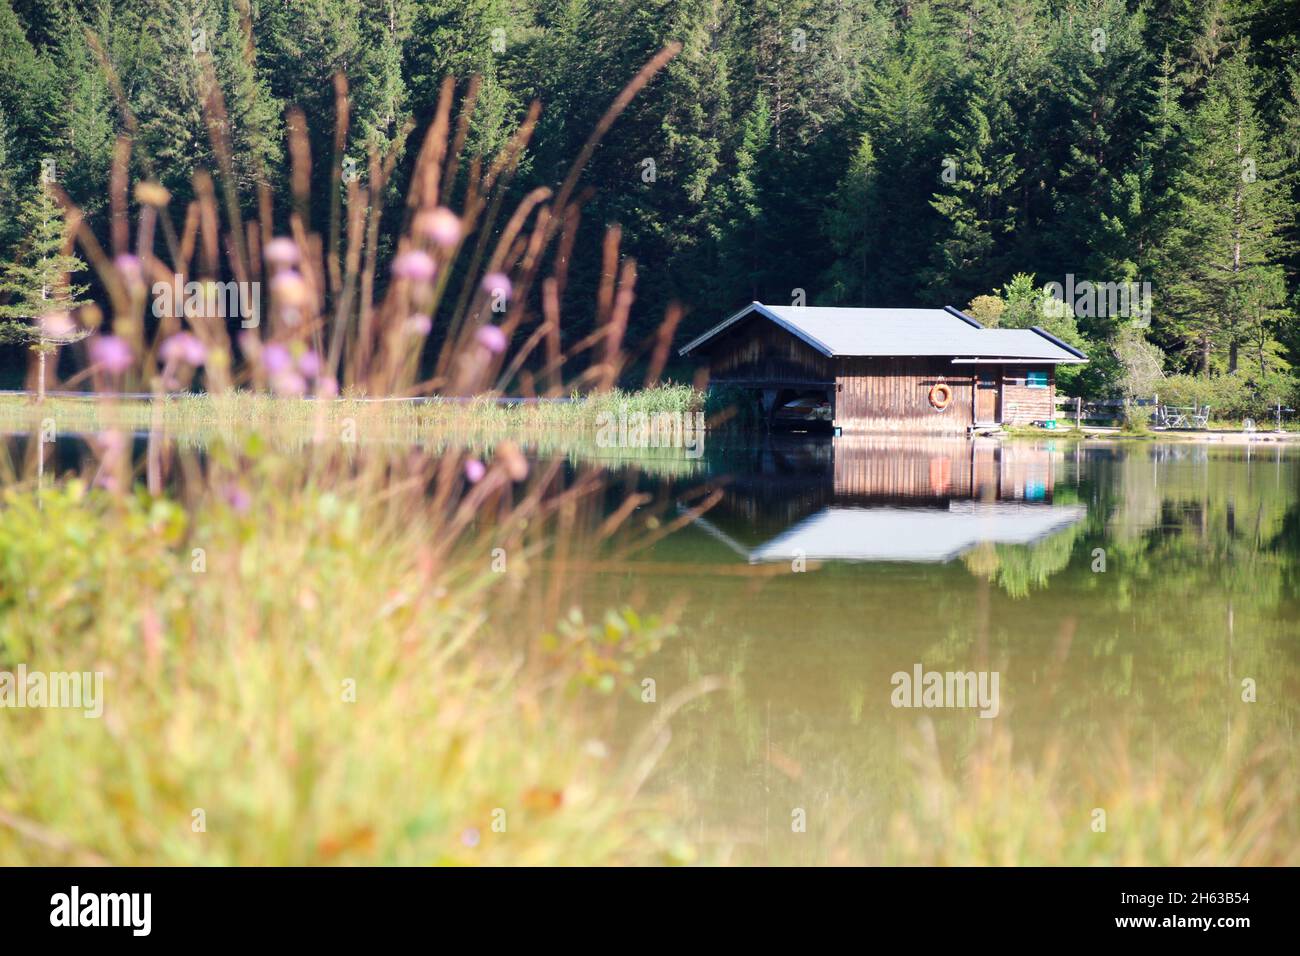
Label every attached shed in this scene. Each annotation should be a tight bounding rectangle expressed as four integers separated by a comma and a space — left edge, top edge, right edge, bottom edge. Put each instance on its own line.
679, 302, 1087, 434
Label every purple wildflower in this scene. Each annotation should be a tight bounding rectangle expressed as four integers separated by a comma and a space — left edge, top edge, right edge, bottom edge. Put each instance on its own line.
160, 332, 207, 366
475, 324, 507, 355
418, 207, 462, 248
480, 272, 512, 300
392, 250, 436, 283
223, 484, 251, 514
464, 458, 486, 483
297, 349, 322, 379
271, 369, 307, 397
39, 312, 76, 338
114, 253, 144, 287
271, 269, 309, 307
265, 237, 301, 268
89, 335, 134, 374
261, 342, 292, 375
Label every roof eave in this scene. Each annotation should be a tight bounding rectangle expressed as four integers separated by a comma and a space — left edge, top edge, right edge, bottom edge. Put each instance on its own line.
677, 302, 760, 356
678, 301, 837, 358
1029, 325, 1088, 361
943, 305, 984, 328
951, 356, 1089, 365
749, 303, 836, 356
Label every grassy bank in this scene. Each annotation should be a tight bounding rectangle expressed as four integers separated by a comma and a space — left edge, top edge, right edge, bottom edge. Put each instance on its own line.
0, 386, 705, 444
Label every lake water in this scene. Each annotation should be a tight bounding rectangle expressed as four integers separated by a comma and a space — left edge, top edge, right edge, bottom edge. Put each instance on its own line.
586, 436, 1300, 863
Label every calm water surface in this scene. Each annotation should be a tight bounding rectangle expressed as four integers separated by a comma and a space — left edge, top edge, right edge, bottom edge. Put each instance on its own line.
587, 437, 1300, 863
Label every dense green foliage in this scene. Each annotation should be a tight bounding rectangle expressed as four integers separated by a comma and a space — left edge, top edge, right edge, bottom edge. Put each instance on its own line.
0, 0, 1297, 407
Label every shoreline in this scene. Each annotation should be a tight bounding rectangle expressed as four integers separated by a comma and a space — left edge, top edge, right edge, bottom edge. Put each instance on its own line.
1, 392, 1296, 448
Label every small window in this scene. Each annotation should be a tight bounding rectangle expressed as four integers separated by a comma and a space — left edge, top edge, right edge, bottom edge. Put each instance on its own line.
1026, 370, 1049, 388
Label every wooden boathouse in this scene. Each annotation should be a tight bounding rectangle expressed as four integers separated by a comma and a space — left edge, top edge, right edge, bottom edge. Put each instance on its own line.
679, 302, 1087, 434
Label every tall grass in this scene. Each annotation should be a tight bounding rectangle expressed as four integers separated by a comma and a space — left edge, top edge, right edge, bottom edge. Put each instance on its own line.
0, 463, 693, 865
0, 42, 715, 865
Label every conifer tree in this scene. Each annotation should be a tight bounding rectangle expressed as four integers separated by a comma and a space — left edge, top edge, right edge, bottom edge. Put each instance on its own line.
706, 92, 770, 304
1045, 1, 1153, 338
0, 105, 14, 252
925, 26, 1020, 305
821, 133, 877, 305
131, 0, 209, 196
824, 2, 952, 304
0, 179, 91, 400
58, 2, 116, 218
1158, 48, 1293, 373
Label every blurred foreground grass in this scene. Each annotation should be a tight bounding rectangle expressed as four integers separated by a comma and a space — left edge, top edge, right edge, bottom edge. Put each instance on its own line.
883, 721, 1298, 866
0, 443, 696, 865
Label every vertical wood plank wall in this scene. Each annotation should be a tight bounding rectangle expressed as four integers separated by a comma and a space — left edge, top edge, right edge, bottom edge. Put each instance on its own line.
833, 357, 974, 434
699, 321, 1065, 432
1000, 365, 1057, 425
706, 318, 834, 383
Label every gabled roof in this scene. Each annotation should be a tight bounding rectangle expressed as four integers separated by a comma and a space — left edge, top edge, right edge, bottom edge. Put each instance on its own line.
678, 302, 1087, 364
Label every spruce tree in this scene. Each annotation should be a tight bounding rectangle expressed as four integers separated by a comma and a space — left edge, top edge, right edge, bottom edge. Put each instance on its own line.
0, 179, 91, 400
826, 2, 953, 305
821, 133, 876, 305
1158, 48, 1292, 373
925, 24, 1020, 305
707, 93, 771, 305
131, 0, 209, 197
1045, 0, 1153, 338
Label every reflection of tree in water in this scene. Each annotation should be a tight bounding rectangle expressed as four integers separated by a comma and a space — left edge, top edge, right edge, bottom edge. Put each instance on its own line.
960, 517, 1086, 599
978, 444, 1300, 791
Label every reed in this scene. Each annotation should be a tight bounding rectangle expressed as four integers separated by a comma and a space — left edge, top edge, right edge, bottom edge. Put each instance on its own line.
0, 385, 704, 442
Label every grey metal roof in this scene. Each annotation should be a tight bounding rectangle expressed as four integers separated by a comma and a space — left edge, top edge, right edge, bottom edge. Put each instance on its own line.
678, 302, 1087, 363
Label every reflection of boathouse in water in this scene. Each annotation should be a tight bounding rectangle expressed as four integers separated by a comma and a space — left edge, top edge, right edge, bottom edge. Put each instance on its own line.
693, 438, 1086, 564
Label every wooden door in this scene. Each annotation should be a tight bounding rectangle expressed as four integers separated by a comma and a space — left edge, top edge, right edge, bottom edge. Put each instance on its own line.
975, 371, 1000, 423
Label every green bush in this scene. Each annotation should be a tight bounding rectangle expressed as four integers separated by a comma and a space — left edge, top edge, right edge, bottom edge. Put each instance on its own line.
1121, 406, 1153, 434
1158, 373, 1299, 422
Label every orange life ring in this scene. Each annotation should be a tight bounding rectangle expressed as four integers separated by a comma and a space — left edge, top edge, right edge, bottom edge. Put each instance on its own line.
929, 382, 953, 410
